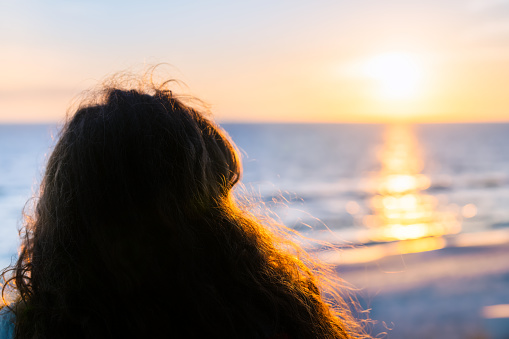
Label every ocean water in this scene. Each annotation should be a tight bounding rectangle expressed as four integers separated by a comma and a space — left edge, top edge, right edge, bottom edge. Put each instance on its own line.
1, 123, 509, 267
226, 123, 509, 243
0, 124, 58, 268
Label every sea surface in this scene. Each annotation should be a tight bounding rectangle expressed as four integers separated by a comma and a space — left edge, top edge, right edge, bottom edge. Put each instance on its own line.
1, 123, 509, 268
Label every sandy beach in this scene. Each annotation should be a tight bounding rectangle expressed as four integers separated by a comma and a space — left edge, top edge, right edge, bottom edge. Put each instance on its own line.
328, 230, 509, 338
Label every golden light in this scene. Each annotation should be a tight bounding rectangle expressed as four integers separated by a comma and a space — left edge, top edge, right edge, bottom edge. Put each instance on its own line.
363, 52, 424, 101
482, 304, 509, 319
366, 125, 461, 245
396, 237, 446, 254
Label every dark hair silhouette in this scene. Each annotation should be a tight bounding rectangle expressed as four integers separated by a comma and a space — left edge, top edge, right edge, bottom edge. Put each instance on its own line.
1, 78, 368, 338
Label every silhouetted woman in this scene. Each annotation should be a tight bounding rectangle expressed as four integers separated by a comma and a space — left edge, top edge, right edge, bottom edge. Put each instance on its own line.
1, 78, 368, 338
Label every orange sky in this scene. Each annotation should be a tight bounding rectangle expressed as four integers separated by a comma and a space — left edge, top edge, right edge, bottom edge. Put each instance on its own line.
2, 0, 509, 123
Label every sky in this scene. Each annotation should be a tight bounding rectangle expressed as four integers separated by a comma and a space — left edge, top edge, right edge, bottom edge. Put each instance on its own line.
2, 0, 509, 123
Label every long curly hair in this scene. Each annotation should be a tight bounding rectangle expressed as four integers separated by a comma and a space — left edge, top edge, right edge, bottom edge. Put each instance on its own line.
1, 77, 369, 338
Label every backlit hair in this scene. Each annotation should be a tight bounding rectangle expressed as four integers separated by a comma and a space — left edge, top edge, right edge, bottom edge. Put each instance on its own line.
2, 75, 370, 338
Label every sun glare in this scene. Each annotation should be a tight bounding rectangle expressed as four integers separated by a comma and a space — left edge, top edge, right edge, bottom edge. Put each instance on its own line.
363, 52, 423, 100
366, 125, 461, 243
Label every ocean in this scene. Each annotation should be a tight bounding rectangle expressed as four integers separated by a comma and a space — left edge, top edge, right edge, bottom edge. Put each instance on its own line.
1, 123, 509, 268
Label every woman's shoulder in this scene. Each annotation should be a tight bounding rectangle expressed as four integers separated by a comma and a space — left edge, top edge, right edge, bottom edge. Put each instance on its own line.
0, 306, 15, 339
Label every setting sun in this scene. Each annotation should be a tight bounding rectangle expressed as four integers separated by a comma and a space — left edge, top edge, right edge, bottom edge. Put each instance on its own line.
363, 52, 424, 101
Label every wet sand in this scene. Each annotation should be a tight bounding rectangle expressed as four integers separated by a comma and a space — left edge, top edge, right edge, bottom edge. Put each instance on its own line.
330, 231, 509, 338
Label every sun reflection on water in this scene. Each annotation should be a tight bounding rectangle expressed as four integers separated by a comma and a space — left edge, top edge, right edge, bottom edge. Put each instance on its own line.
365, 125, 461, 245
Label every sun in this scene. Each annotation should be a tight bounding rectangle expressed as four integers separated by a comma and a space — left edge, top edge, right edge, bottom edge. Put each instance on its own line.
363, 52, 423, 101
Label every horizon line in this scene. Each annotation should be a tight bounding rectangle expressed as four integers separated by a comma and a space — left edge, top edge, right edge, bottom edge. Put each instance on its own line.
2, 120, 509, 125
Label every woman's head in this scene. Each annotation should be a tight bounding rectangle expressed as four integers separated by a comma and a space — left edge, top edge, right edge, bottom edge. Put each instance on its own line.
52, 86, 240, 221
42, 87, 239, 267
13, 83, 247, 334
3, 76, 369, 338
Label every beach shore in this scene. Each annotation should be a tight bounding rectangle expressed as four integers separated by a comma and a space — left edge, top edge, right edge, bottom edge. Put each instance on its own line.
328, 230, 509, 338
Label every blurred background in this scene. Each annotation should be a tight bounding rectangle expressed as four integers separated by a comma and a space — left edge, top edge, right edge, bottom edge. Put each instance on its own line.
2, 1, 509, 338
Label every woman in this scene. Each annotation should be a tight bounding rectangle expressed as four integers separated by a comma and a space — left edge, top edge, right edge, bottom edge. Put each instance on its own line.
1, 76, 369, 338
